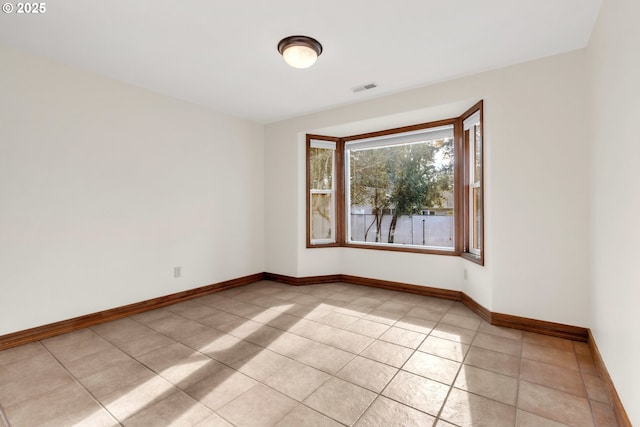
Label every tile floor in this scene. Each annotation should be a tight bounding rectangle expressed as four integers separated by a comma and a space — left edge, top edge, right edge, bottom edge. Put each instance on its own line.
0, 281, 619, 426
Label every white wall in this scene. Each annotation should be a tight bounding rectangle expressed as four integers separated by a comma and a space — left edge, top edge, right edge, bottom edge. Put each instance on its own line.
486, 53, 591, 325
0, 47, 265, 335
588, 0, 640, 422
265, 50, 591, 327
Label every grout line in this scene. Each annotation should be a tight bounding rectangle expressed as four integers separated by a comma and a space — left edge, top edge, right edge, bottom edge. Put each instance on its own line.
124, 290, 353, 424
350, 394, 383, 427
298, 402, 349, 426
517, 337, 603, 425
266, 402, 301, 427
576, 341, 602, 427
119, 317, 325, 425
36, 341, 124, 426
0, 401, 10, 427
349, 304, 440, 427
431, 315, 481, 424
219, 284, 605, 425
405, 317, 441, 424
513, 326, 525, 425
86, 315, 266, 423
53, 285, 570, 424
5, 282, 604, 426
352, 301, 481, 426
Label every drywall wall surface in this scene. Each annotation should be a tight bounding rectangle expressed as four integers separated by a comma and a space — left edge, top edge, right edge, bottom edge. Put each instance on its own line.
589, 0, 640, 422
486, 50, 591, 326
338, 249, 463, 291
265, 50, 591, 323
0, 47, 265, 335
264, 97, 480, 292
263, 125, 303, 277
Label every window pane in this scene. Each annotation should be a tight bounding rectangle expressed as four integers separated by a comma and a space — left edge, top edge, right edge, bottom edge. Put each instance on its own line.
473, 186, 482, 250
348, 137, 454, 248
474, 124, 482, 182
310, 147, 333, 190
311, 193, 333, 240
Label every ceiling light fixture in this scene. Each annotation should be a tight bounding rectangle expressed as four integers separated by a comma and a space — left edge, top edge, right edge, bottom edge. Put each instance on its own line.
277, 35, 323, 69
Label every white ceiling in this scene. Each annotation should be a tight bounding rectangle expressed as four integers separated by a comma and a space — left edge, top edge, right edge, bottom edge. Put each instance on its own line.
0, 1, 602, 124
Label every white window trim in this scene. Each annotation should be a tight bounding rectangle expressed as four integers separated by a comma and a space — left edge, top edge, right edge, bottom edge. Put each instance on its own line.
464, 115, 482, 256
345, 125, 454, 151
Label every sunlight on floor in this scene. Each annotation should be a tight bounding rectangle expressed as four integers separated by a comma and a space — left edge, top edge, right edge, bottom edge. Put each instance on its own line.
1, 281, 616, 426
104, 376, 174, 420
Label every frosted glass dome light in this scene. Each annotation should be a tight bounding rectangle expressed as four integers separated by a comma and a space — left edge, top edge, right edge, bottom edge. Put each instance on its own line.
278, 35, 323, 69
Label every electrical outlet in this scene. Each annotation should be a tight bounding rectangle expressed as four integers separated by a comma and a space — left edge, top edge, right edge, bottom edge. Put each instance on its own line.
174, 266, 181, 278
463, 269, 468, 280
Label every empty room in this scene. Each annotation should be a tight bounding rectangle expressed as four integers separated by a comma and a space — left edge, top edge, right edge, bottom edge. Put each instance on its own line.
0, 0, 638, 426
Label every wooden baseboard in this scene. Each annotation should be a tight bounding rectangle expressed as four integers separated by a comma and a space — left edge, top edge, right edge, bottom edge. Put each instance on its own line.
0, 273, 264, 351
264, 272, 461, 301
265, 272, 587, 342
263, 272, 342, 286
0, 271, 589, 348
341, 275, 461, 301
588, 330, 632, 427
460, 292, 491, 323
0, 271, 629, 424
268, 273, 631, 420
491, 312, 588, 342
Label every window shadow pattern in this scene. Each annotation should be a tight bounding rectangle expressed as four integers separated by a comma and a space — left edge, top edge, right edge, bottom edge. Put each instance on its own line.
0, 281, 614, 426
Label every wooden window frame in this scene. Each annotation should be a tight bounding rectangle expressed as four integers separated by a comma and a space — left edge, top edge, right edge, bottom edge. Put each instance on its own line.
306, 134, 344, 248
343, 118, 460, 255
461, 101, 484, 265
306, 101, 484, 265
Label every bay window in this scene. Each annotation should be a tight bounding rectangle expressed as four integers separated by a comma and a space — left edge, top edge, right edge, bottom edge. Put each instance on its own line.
307, 101, 483, 264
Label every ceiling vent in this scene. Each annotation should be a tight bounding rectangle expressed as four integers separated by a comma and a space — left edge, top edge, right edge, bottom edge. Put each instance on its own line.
352, 83, 378, 93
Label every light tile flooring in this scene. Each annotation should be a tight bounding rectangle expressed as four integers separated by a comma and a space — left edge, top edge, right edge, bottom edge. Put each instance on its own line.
0, 281, 619, 427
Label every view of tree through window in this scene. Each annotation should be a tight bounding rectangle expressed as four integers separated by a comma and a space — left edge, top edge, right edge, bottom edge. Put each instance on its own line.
306, 100, 483, 263
347, 128, 454, 248
309, 141, 336, 243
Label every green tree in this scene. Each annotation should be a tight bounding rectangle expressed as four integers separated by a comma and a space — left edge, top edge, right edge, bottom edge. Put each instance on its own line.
387, 139, 453, 243
310, 147, 334, 238
349, 138, 453, 245
350, 149, 390, 242
386, 139, 453, 243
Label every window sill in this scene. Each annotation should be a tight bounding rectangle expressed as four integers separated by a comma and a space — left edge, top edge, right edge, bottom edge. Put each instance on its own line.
461, 251, 484, 266
307, 242, 484, 263
345, 242, 460, 256
307, 242, 341, 249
